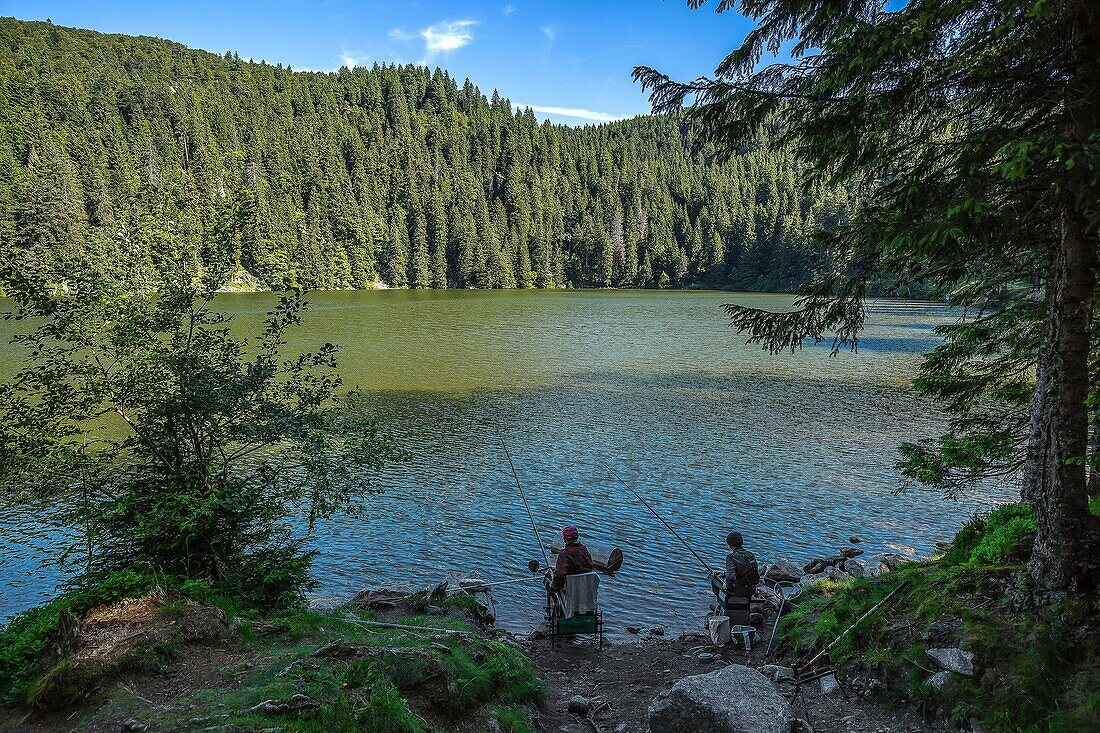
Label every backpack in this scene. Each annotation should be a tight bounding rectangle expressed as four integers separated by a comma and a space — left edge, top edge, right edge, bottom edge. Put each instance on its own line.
732, 549, 759, 588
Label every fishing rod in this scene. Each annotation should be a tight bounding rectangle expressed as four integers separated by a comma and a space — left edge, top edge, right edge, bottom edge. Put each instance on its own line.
499, 435, 550, 568
603, 462, 716, 575
801, 579, 910, 671
445, 576, 541, 595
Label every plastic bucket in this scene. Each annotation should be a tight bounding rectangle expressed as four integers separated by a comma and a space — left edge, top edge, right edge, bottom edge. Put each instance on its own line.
708, 615, 731, 645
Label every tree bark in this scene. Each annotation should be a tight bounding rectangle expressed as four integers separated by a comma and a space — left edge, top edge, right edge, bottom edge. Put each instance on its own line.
1025, 200, 1100, 591
1023, 1, 1100, 591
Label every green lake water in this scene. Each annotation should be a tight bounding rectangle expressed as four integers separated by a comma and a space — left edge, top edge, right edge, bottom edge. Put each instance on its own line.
0, 290, 1014, 632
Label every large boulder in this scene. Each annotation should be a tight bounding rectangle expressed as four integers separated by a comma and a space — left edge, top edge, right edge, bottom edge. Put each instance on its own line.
927, 647, 975, 676
648, 664, 792, 733
763, 559, 804, 583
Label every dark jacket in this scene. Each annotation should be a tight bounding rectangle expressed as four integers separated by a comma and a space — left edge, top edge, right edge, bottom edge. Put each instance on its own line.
724, 547, 759, 598
552, 540, 594, 591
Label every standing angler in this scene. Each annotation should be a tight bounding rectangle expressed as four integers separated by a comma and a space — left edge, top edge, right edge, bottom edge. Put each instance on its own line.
712, 531, 760, 624
552, 525, 594, 591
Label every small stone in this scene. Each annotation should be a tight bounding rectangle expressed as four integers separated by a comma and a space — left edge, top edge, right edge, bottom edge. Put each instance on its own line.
567, 695, 592, 715
841, 547, 864, 558
615, 724, 629, 733
927, 647, 975, 676
819, 673, 840, 695
848, 536, 861, 544
925, 670, 952, 692
626, 626, 641, 634
120, 720, 148, 733
792, 718, 814, 733
647, 626, 665, 636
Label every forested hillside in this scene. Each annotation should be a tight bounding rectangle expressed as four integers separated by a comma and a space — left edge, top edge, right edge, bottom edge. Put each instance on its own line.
0, 18, 851, 291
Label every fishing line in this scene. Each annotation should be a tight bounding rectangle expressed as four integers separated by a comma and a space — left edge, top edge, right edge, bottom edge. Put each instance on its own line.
498, 435, 550, 568
602, 461, 715, 575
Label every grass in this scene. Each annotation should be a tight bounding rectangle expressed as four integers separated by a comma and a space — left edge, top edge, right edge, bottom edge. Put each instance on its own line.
3, 577, 542, 733
779, 503, 1100, 732
87, 607, 542, 732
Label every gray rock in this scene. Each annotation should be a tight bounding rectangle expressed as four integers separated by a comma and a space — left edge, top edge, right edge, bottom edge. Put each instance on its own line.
848, 536, 862, 544
648, 626, 666, 636
799, 566, 845, 587
648, 664, 792, 733
969, 717, 987, 733
120, 721, 148, 733
844, 560, 865, 578
567, 695, 592, 715
626, 625, 641, 634
758, 664, 795, 682
841, 547, 864, 558
925, 670, 952, 692
764, 559, 804, 583
819, 673, 840, 695
927, 647, 975, 676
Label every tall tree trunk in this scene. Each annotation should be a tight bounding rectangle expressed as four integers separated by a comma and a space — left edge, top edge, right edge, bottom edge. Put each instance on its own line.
1023, 2, 1100, 590
1024, 199, 1099, 591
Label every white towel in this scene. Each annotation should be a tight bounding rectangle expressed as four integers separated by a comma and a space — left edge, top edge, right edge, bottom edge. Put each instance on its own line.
562, 572, 600, 618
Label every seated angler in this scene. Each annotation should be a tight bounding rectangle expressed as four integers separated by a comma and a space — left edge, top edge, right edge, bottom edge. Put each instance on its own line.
711, 531, 760, 624
552, 525, 594, 592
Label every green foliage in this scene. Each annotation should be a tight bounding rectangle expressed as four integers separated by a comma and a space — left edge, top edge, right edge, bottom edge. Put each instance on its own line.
780, 512, 1099, 732
0, 271, 398, 638
939, 504, 1035, 568
638, 2, 1100, 587
0, 18, 847, 294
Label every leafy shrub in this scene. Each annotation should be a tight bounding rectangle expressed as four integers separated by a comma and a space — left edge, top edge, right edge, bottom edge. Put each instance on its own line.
941, 503, 1035, 568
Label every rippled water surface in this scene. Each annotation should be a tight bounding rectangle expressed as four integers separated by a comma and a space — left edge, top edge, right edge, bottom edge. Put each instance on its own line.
0, 290, 1013, 632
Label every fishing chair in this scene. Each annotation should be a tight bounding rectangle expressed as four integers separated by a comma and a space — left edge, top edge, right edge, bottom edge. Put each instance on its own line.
545, 572, 604, 649
709, 577, 762, 625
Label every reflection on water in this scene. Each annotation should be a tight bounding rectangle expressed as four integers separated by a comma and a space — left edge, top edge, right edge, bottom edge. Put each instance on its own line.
0, 291, 1012, 632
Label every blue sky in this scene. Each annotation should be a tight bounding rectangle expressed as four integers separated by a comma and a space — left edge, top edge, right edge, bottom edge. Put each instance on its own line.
0, 1, 762, 125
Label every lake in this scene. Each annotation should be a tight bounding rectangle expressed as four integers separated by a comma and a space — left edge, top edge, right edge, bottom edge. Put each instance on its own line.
0, 290, 1014, 633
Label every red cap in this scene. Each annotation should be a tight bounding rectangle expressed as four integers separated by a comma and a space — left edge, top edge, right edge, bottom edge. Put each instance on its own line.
562, 525, 579, 541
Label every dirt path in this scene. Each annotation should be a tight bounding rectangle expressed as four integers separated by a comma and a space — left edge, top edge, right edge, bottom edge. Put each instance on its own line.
523, 631, 951, 733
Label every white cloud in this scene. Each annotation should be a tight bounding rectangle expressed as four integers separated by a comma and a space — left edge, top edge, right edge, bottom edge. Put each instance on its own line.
387, 28, 416, 42
516, 104, 629, 123
340, 51, 369, 69
421, 19, 477, 56
539, 25, 555, 41
503, 4, 516, 15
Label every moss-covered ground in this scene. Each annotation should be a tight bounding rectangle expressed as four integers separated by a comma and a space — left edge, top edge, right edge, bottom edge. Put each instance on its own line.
779, 503, 1100, 732
0, 581, 543, 733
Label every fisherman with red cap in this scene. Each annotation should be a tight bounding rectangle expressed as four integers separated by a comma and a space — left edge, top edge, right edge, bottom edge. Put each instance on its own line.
552, 525, 594, 592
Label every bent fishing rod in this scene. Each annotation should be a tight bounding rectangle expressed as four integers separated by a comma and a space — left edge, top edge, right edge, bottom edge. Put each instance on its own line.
499, 435, 551, 568
602, 462, 715, 576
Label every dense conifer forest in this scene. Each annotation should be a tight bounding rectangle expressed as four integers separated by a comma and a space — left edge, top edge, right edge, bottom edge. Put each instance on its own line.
0, 18, 851, 291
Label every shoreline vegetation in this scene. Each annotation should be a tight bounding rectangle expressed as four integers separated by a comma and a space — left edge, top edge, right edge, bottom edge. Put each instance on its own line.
3, 0, 1100, 729
3, 501, 1098, 732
